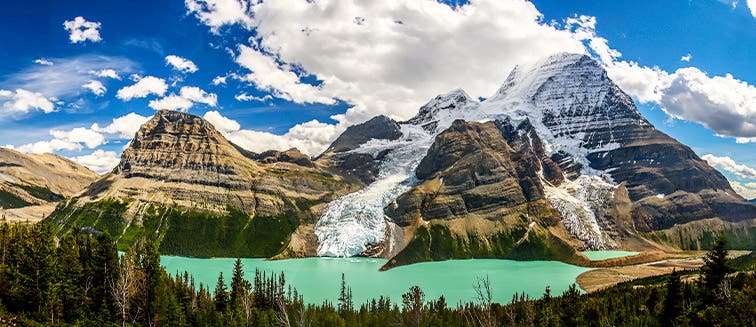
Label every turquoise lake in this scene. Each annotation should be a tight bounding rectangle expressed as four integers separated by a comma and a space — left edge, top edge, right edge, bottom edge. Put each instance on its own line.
161, 256, 592, 305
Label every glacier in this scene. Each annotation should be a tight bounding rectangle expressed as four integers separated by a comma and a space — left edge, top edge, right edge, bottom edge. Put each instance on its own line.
314, 124, 434, 257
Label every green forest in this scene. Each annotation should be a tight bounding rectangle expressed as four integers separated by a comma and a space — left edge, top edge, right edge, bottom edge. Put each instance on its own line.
0, 221, 754, 326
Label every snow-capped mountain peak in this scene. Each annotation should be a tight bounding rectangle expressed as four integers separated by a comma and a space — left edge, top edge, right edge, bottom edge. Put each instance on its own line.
405, 88, 478, 130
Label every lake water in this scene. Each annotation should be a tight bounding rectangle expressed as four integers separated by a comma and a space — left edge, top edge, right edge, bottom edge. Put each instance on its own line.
160, 256, 591, 305
581, 250, 639, 261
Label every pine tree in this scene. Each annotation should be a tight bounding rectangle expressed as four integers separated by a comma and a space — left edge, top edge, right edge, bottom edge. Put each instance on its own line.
543, 285, 552, 301
337, 273, 352, 315
142, 240, 168, 326
214, 272, 229, 313
230, 258, 248, 309
700, 235, 733, 304
660, 269, 682, 325
57, 232, 85, 321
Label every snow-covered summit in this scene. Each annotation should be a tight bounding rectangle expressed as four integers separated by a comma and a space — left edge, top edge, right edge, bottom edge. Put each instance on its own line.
405, 88, 478, 130
493, 53, 601, 100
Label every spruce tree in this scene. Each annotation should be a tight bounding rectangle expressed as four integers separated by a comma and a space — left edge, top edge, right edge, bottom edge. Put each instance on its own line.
214, 272, 229, 312
700, 235, 733, 304
230, 258, 246, 308
660, 269, 682, 325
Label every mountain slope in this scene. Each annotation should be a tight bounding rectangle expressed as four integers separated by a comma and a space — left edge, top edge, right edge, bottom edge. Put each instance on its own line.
0, 148, 99, 221
47, 110, 357, 257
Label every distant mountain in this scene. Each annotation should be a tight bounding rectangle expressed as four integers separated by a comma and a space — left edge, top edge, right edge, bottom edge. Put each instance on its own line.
0, 147, 98, 221
46, 54, 756, 267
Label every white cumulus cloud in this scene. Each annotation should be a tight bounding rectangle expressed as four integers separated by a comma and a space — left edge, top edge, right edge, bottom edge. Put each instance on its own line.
91, 69, 121, 79
730, 180, 756, 199
165, 55, 199, 73
203, 110, 241, 133
116, 76, 168, 101
185, 0, 254, 33
63, 16, 102, 43
82, 80, 106, 96
0, 89, 55, 114
680, 53, 692, 62
702, 154, 756, 180
91, 112, 150, 139
748, 0, 756, 16
50, 127, 105, 149
148, 86, 217, 111
234, 92, 271, 102
234, 45, 336, 105
212, 75, 227, 85
72, 150, 120, 174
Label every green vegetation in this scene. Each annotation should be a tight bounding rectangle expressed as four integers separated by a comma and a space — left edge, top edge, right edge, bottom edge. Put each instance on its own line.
47, 199, 299, 258
647, 224, 756, 250
8, 182, 64, 202
49, 198, 129, 238
0, 224, 754, 326
385, 220, 581, 269
0, 188, 32, 209
159, 207, 299, 258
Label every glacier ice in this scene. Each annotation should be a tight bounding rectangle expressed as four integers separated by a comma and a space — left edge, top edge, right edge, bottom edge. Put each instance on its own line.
314, 124, 434, 257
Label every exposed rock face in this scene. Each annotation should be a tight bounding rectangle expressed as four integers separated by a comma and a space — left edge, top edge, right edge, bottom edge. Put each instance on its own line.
49, 110, 357, 257
325, 115, 402, 153
254, 148, 314, 167
387, 119, 559, 226
317, 115, 404, 185
0, 147, 99, 221
115, 110, 258, 190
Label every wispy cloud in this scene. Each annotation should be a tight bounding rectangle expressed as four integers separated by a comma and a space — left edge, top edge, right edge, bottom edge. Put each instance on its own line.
1, 55, 137, 102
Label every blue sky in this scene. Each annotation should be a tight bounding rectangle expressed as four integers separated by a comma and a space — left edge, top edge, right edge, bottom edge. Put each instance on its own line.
0, 0, 755, 197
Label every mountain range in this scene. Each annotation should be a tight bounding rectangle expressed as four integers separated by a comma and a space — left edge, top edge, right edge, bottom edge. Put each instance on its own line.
34, 53, 756, 268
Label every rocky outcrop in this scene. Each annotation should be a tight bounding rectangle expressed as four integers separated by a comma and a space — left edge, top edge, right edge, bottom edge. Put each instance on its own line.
387, 119, 560, 226
0, 147, 99, 221
324, 115, 402, 153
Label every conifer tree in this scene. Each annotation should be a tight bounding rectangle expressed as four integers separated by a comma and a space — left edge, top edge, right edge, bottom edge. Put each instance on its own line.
214, 272, 229, 313
230, 258, 246, 308
700, 235, 733, 304
660, 269, 682, 325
